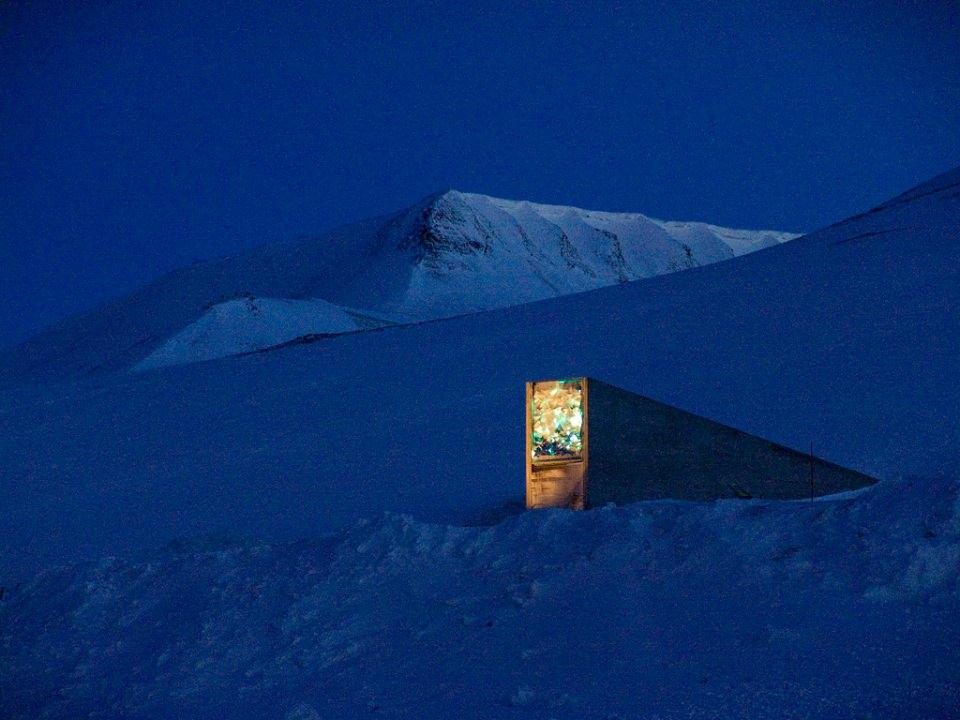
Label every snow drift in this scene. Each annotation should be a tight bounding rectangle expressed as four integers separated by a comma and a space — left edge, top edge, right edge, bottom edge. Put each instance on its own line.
0, 190, 795, 380
2, 475, 958, 719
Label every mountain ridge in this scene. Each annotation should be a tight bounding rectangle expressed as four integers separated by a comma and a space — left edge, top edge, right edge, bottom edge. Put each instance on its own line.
0, 190, 798, 382
1, 166, 957, 582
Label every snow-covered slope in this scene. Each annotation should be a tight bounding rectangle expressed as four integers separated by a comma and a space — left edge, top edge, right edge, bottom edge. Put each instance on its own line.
0, 190, 796, 381
0, 169, 958, 718
134, 297, 374, 371
658, 219, 789, 255
3, 476, 958, 720
0, 168, 956, 581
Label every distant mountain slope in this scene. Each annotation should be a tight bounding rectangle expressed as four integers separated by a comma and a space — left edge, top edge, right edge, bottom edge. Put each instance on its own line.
134, 297, 383, 371
0, 190, 796, 382
0, 168, 956, 583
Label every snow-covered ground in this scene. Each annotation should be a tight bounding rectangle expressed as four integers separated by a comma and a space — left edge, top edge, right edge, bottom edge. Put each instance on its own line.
0, 190, 796, 380
2, 475, 958, 719
1, 169, 956, 580
1, 169, 958, 718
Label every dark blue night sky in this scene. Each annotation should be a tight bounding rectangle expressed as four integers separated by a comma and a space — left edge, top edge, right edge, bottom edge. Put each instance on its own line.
2, 0, 958, 346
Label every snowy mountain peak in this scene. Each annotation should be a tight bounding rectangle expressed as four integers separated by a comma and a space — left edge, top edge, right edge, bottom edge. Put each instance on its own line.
0, 190, 799, 382
397, 191, 498, 260
389, 189, 797, 280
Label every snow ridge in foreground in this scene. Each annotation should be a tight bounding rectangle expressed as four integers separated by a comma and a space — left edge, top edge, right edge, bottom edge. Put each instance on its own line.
2, 475, 958, 720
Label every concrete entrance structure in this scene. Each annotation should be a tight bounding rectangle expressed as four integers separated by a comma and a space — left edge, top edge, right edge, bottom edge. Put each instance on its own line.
525, 377, 876, 510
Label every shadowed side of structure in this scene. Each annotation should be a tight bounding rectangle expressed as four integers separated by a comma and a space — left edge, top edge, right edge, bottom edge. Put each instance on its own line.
526, 377, 876, 509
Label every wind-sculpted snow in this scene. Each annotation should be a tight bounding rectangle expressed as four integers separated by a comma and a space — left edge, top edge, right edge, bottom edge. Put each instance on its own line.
0, 190, 796, 381
2, 475, 958, 719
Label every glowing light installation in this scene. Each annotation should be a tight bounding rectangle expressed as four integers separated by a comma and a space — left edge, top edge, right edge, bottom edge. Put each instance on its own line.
531, 379, 584, 459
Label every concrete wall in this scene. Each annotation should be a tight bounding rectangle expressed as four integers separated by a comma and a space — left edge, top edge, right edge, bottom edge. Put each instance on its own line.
585, 378, 875, 506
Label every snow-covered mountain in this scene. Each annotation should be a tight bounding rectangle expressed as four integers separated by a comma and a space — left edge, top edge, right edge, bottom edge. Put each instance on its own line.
0, 190, 796, 380
1, 168, 956, 580
134, 297, 389, 371
1, 169, 958, 718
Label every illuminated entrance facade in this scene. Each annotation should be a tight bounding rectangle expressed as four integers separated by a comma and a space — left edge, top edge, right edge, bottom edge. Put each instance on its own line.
526, 378, 589, 509
525, 377, 876, 510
